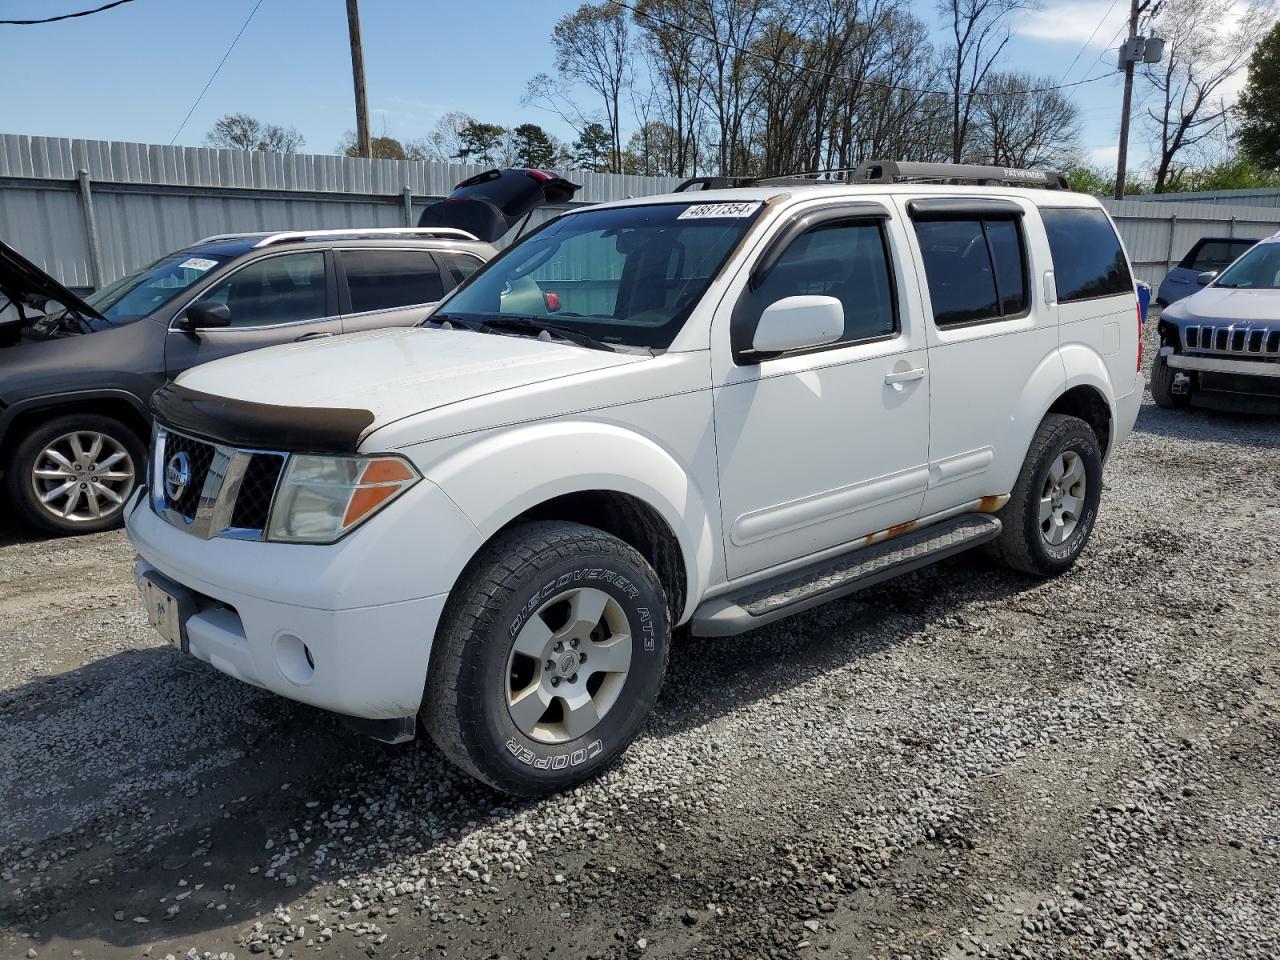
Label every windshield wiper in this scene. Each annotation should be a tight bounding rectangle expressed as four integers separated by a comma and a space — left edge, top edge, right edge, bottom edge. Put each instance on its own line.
425, 313, 486, 333
478, 316, 618, 353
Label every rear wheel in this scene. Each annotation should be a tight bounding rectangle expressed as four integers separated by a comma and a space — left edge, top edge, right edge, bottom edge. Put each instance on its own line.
5, 414, 146, 535
1150, 354, 1189, 409
987, 414, 1104, 577
423, 521, 670, 796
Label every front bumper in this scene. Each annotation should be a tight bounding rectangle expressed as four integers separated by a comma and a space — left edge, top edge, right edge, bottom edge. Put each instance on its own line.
1166, 352, 1280, 379
125, 478, 482, 720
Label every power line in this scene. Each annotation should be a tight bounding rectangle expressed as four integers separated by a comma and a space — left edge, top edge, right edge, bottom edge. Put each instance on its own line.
1, 0, 135, 25
1058, 0, 1124, 84
608, 0, 1115, 99
168, 0, 266, 145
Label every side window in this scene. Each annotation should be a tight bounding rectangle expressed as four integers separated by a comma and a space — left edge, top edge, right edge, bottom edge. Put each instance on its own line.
1041, 207, 1133, 302
1187, 240, 1253, 272
735, 219, 897, 355
198, 252, 326, 327
342, 250, 445, 313
913, 217, 1027, 326
439, 253, 484, 288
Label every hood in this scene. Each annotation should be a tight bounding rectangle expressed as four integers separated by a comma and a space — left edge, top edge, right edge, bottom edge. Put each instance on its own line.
0, 240, 109, 347
174, 326, 643, 432
417, 168, 581, 243
0, 240, 104, 323
1164, 285, 1280, 328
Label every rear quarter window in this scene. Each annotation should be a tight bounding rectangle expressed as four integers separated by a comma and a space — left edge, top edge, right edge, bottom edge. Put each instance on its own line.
1041, 207, 1132, 303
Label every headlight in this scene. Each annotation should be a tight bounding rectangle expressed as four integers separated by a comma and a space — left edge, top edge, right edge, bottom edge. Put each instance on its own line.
266, 454, 420, 544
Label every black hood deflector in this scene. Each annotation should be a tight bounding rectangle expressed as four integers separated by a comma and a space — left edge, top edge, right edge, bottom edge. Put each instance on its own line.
151, 383, 375, 455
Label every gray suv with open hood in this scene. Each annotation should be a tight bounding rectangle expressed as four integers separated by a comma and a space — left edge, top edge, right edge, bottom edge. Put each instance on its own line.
0, 168, 584, 534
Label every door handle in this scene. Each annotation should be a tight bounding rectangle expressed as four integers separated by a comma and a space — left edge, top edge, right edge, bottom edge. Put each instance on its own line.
884, 367, 926, 385
295, 331, 335, 342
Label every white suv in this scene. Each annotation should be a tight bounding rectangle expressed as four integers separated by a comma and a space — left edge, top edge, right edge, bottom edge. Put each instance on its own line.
126, 162, 1144, 796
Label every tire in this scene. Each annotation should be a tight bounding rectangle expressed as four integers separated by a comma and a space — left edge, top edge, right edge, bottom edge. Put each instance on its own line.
423, 520, 671, 796
4, 413, 146, 536
987, 414, 1104, 577
1150, 354, 1188, 409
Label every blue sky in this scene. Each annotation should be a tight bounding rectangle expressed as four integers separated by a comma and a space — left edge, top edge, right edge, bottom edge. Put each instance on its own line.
1, 0, 1149, 169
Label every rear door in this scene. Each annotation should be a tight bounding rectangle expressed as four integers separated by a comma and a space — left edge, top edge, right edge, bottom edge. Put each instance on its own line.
164, 250, 340, 376
901, 197, 1058, 516
337, 248, 451, 333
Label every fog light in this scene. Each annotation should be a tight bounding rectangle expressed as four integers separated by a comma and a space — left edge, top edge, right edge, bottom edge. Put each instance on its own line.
275, 632, 315, 685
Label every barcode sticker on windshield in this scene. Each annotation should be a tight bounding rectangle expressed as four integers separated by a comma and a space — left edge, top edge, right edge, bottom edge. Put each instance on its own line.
178, 257, 218, 272
677, 201, 762, 220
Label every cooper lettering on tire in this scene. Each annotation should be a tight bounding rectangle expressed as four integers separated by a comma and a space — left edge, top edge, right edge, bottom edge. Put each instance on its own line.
424, 521, 671, 796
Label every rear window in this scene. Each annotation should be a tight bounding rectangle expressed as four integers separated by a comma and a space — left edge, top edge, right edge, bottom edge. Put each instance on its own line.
342, 250, 444, 313
1042, 207, 1132, 303
914, 217, 1028, 327
1183, 239, 1255, 272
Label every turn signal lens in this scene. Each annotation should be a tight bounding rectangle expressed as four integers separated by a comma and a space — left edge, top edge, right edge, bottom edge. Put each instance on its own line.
266, 454, 420, 544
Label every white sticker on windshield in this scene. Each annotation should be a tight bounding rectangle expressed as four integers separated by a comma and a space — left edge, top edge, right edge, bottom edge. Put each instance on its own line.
676, 201, 762, 220
178, 257, 218, 272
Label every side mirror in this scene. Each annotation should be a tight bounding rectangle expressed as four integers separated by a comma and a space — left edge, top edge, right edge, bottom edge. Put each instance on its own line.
1196, 270, 1218, 286
749, 295, 844, 356
177, 300, 232, 331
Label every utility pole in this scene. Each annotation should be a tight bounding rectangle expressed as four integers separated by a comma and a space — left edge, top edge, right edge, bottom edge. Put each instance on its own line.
1114, 0, 1141, 200
346, 0, 372, 159
1114, 0, 1162, 199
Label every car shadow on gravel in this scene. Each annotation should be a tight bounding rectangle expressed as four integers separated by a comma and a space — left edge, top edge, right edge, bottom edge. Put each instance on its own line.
1132, 402, 1280, 447
0, 550, 1048, 954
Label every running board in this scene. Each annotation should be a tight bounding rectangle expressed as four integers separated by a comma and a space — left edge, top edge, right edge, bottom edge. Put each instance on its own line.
691, 514, 1002, 637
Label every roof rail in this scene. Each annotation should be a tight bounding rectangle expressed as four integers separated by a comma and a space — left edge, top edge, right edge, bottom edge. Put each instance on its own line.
195, 227, 481, 247
848, 160, 1069, 190
673, 161, 1070, 194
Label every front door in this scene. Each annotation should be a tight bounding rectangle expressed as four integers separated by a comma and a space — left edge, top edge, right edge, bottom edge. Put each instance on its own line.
164, 250, 340, 376
712, 205, 931, 580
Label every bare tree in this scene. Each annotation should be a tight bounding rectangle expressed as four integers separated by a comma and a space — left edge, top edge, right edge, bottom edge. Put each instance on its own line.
415, 112, 476, 163
939, 0, 1029, 163
527, 1, 633, 173
971, 71, 1081, 168
635, 0, 707, 176
1143, 0, 1274, 191
205, 114, 305, 154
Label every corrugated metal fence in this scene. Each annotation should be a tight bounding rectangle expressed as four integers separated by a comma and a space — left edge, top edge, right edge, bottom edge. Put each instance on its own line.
1100, 197, 1280, 289
3, 134, 1279, 293
0, 134, 680, 291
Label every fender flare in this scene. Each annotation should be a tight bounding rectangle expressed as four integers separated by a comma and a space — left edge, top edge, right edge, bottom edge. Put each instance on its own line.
423, 420, 717, 624
1056, 343, 1120, 451
0, 388, 150, 449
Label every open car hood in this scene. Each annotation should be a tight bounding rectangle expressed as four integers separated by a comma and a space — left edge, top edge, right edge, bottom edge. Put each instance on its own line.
417, 168, 581, 243
0, 239, 104, 323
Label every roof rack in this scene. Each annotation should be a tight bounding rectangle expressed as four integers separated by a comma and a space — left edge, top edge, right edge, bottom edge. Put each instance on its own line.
195, 227, 481, 247
673, 160, 1069, 193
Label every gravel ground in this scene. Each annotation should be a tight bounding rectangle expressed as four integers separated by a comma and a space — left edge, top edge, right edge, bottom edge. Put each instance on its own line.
2, 341, 1278, 960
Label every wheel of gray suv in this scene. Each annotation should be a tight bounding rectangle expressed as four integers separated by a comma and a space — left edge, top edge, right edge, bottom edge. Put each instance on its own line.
423, 521, 671, 796
1150, 354, 1189, 409
987, 414, 1104, 577
5, 413, 146, 535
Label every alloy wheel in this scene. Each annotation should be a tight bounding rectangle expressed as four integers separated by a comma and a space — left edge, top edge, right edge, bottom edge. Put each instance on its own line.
505, 586, 633, 744
30, 431, 136, 524
1039, 450, 1086, 546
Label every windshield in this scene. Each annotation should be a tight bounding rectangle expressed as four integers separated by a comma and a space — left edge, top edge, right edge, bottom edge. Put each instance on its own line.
85, 253, 228, 323
1213, 242, 1280, 290
434, 201, 763, 349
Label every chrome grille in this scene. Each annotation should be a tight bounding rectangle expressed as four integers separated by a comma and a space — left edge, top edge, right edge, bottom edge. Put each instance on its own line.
1182, 323, 1280, 359
151, 427, 286, 540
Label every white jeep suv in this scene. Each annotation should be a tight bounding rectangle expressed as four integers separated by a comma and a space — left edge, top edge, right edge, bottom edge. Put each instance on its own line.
126, 162, 1144, 796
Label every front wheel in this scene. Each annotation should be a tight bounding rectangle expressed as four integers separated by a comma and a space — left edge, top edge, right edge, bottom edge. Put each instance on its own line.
1150, 354, 1189, 409
987, 414, 1104, 577
5, 413, 146, 535
423, 521, 670, 796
